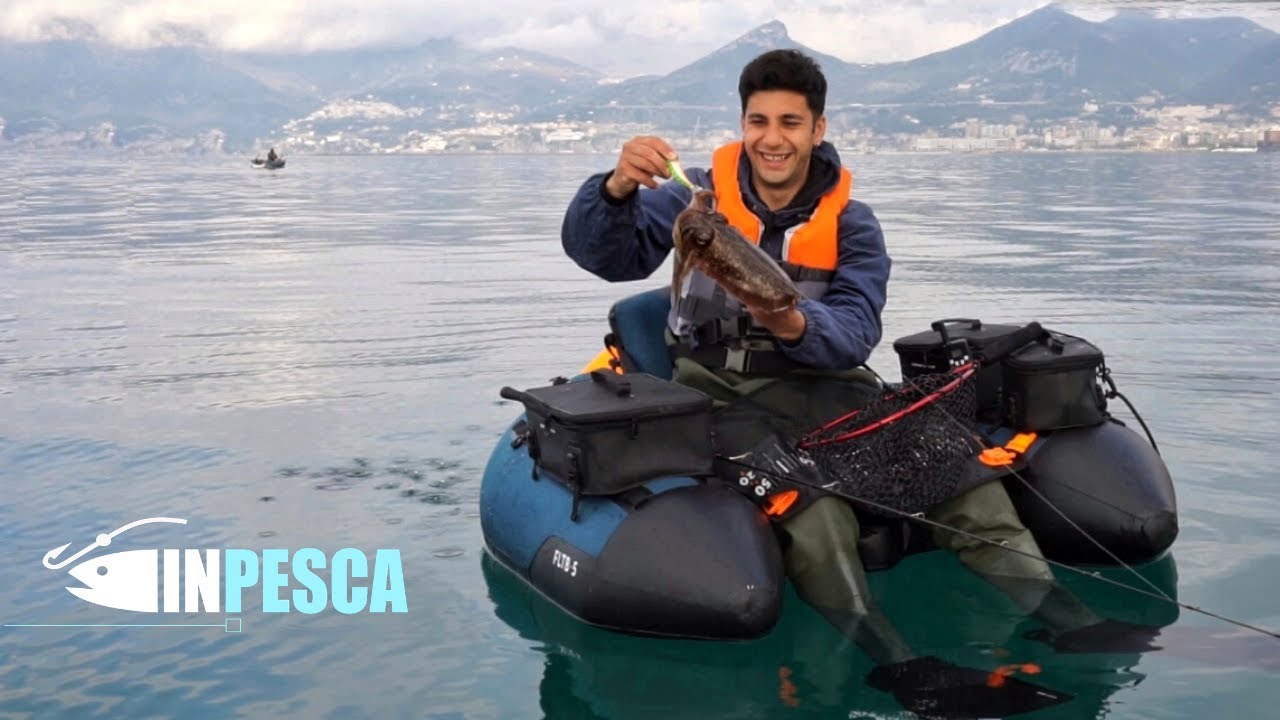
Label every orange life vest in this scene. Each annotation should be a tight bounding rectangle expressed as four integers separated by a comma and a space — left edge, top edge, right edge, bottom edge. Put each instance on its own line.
710, 142, 853, 272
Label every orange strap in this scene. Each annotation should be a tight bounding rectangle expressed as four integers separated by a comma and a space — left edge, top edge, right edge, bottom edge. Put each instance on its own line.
987, 662, 1041, 688
978, 432, 1038, 467
580, 346, 623, 375
777, 665, 801, 707
763, 489, 800, 517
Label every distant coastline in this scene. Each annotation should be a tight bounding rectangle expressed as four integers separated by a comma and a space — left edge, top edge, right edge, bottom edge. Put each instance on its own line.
4, 145, 1277, 158
3, 7, 1278, 156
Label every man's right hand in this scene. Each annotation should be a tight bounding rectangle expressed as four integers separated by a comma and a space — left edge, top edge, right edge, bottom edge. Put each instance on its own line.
604, 136, 679, 200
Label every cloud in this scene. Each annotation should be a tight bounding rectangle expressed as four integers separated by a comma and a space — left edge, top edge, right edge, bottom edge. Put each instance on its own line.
2, 1, 1277, 78
772, 2, 1049, 65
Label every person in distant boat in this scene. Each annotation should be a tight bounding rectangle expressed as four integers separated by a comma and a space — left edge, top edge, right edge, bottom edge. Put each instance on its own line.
266, 147, 279, 163
561, 48, 1161, 716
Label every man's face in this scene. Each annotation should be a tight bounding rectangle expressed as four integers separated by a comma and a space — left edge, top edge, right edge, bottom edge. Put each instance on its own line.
740, 89, 826, 199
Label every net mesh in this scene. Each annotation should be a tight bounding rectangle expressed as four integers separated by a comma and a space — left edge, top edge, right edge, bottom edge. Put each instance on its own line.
796, 365, 983, 516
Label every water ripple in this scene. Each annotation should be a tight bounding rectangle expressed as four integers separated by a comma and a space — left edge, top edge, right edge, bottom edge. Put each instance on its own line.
3, 149, 1279, 719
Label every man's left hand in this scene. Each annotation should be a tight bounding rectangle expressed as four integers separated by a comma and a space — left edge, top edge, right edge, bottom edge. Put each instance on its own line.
748, 305, 806, 343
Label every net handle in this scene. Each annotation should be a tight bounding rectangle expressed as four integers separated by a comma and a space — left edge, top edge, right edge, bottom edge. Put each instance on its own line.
974, 321, 1045, 365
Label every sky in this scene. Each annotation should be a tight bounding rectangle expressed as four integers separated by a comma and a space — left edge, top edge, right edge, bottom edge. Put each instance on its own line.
2, 1, 1279, 78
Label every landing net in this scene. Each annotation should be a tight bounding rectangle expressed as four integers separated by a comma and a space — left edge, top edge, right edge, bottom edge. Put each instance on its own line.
796, 364, 983, 515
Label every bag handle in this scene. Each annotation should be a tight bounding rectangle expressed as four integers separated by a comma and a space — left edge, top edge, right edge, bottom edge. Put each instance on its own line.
590, 369, 632, 397
930, 318, 982, 346
1043, 334, 1066, 355
499, 386, 531, 403
500, 375, 571, 405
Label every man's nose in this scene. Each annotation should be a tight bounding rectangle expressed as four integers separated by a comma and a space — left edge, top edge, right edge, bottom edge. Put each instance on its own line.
762, 122, 784, 146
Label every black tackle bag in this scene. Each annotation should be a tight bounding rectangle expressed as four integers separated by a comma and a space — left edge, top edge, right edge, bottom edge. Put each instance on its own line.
1002, 331, 1108, 431
500, 371, 716, 519
893, 318, 1043, 423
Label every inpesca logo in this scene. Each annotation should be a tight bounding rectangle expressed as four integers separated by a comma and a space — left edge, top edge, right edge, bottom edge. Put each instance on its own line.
40, 517, 407, 615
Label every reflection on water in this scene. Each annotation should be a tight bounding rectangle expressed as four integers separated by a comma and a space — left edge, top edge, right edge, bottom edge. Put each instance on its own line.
2, 150, 1279, 719
483, 551, 1198, 720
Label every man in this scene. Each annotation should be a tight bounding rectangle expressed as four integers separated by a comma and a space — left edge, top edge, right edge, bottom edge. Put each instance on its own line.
562, 49, 1149, 714
267, 147, 279, 163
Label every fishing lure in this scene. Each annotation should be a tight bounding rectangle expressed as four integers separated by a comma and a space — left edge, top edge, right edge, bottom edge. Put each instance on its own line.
666, 158, 701, 192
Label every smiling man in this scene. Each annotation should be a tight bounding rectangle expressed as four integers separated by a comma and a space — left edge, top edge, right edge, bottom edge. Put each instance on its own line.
567, 49, 887, 369
560, 49, 1081, 716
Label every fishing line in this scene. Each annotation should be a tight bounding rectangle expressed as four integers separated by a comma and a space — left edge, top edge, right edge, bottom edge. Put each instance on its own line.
727, 452, 1280, 641
841, 364, 1280, 642
722, 359, 1280, 642
898, 368, 1176, 603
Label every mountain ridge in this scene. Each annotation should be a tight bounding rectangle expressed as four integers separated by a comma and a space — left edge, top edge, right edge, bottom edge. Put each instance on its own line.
1, 6, 1276, 150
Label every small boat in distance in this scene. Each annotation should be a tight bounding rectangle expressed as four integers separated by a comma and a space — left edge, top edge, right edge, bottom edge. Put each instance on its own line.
252, 148, 286, 169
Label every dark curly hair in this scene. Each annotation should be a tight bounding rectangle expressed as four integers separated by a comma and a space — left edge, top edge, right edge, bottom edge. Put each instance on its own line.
738, 49, 827, 118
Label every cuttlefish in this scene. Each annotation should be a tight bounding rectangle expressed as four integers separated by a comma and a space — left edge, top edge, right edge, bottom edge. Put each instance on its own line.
671, 190, 801, 313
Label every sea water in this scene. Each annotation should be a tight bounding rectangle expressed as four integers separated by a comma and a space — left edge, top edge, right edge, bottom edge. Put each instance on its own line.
2, 149, 1278, 719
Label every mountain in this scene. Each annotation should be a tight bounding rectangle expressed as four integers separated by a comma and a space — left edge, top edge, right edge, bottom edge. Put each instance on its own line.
1187, 36, 1280, 107
231, 40, 601, 113
567, 6, 1279, 132
863, 7, 1168, 103
0, 40, 295, 147
543, 6, 1279, 133
0, 6, 1276, 150
1101, 10, 1276, 97
0, 35, 602, 148
536, 21, 874, 126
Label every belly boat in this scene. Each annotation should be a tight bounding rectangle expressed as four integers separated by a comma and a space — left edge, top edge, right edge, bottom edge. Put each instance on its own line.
480, 288, 1178, 640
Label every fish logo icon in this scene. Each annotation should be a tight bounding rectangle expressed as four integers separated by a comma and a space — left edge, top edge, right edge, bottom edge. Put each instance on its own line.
38, 516, 409, 616
65, 550, 162, 612
44, 517, 187, 612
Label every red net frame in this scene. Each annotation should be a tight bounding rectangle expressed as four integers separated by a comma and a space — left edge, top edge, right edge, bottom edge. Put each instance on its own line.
796, 363, 983, 515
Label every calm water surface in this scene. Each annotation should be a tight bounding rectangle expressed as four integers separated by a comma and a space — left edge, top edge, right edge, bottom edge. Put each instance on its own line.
2, 150, 1278, 719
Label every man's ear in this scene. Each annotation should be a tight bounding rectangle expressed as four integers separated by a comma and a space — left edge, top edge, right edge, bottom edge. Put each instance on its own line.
814, 115, 827, 146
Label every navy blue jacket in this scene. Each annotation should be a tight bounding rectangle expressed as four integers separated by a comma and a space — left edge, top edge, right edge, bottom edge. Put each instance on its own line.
561, 141, 891, 370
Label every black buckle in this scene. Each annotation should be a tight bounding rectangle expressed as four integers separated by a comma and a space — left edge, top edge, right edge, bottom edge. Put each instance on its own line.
511, 419, 530, 449
693, 316, 756, 347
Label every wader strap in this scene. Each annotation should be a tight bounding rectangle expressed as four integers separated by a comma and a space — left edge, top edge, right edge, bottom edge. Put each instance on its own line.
778, 261, 835, 283
675, 313, 808, 374
680, 294, 740, 327
672, 340, 806, 375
